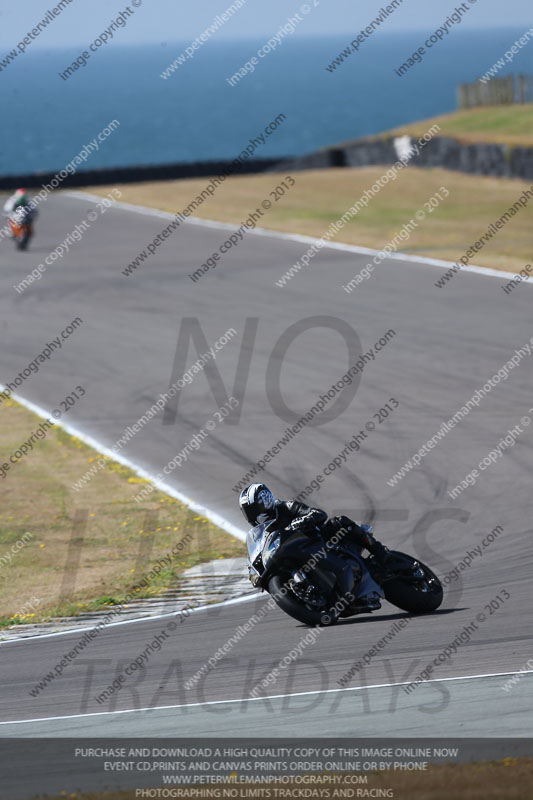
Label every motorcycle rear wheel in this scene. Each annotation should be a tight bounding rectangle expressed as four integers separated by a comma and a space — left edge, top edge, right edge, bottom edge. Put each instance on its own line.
16, 231, 30, 250
268, 575, 337, 627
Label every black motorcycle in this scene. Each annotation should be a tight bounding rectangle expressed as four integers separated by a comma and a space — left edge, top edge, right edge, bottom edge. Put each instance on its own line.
246, 520, 443, 626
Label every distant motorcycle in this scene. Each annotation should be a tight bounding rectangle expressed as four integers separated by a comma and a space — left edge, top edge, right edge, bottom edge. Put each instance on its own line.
246, 520, 443, 626
8, 206, 35, 250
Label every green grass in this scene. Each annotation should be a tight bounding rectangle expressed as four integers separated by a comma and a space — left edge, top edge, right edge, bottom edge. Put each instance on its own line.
382, 105, 533, 147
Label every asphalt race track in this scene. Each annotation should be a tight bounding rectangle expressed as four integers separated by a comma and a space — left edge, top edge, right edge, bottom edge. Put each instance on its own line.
0, 191, 532, 737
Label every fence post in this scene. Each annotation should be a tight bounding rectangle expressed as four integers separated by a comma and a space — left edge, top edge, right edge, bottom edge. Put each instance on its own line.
456, 75, 533, 109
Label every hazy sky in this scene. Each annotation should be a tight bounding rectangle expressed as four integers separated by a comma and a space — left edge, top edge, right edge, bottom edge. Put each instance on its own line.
0, 0, 530, 48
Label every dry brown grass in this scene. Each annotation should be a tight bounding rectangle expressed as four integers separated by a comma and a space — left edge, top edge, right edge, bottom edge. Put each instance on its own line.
0, 398, 244, 624
88, 165, 533, 274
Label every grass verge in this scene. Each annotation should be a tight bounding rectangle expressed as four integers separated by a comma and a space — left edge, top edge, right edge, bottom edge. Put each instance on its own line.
88, 165, 532, 274
0, 397, 244, 626
380, 104, 533, 147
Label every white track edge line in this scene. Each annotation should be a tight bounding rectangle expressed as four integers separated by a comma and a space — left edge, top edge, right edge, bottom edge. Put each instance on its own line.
0, 385, 255, 643
65, 190, 532, 284
0, 593, 258, 646
0, 388, 246, 542
2, 670, 532, 726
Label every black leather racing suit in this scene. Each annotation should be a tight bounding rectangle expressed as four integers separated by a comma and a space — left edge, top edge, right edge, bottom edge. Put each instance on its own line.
273, 500, 388, 603
273, 499, 387, 557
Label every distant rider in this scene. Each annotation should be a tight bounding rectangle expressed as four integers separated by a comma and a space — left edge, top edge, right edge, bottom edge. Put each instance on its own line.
3, 188, 35, 225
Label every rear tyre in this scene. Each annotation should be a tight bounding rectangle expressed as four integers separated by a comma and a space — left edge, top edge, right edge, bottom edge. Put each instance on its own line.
17, 231, 30, 250
268, 575, 337, 627
383, 553, 443, 614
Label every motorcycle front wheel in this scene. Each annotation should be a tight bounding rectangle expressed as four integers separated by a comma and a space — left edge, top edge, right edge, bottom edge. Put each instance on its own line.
382, 551, 443, 614
268, 574, 338, 627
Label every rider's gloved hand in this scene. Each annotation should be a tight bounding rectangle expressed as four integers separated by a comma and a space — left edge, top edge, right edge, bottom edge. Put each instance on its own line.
288, 516, 319, 534
368, 540, 391, 564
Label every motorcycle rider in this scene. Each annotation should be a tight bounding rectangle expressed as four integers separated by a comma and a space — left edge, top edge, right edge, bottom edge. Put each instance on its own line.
239, 483, 389, 610
3, 188, 30, 216
3, 188, 35, 228
239, 482, 390, 560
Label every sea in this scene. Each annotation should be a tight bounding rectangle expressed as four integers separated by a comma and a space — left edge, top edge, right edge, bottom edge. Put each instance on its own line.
1, 28, 532, 176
